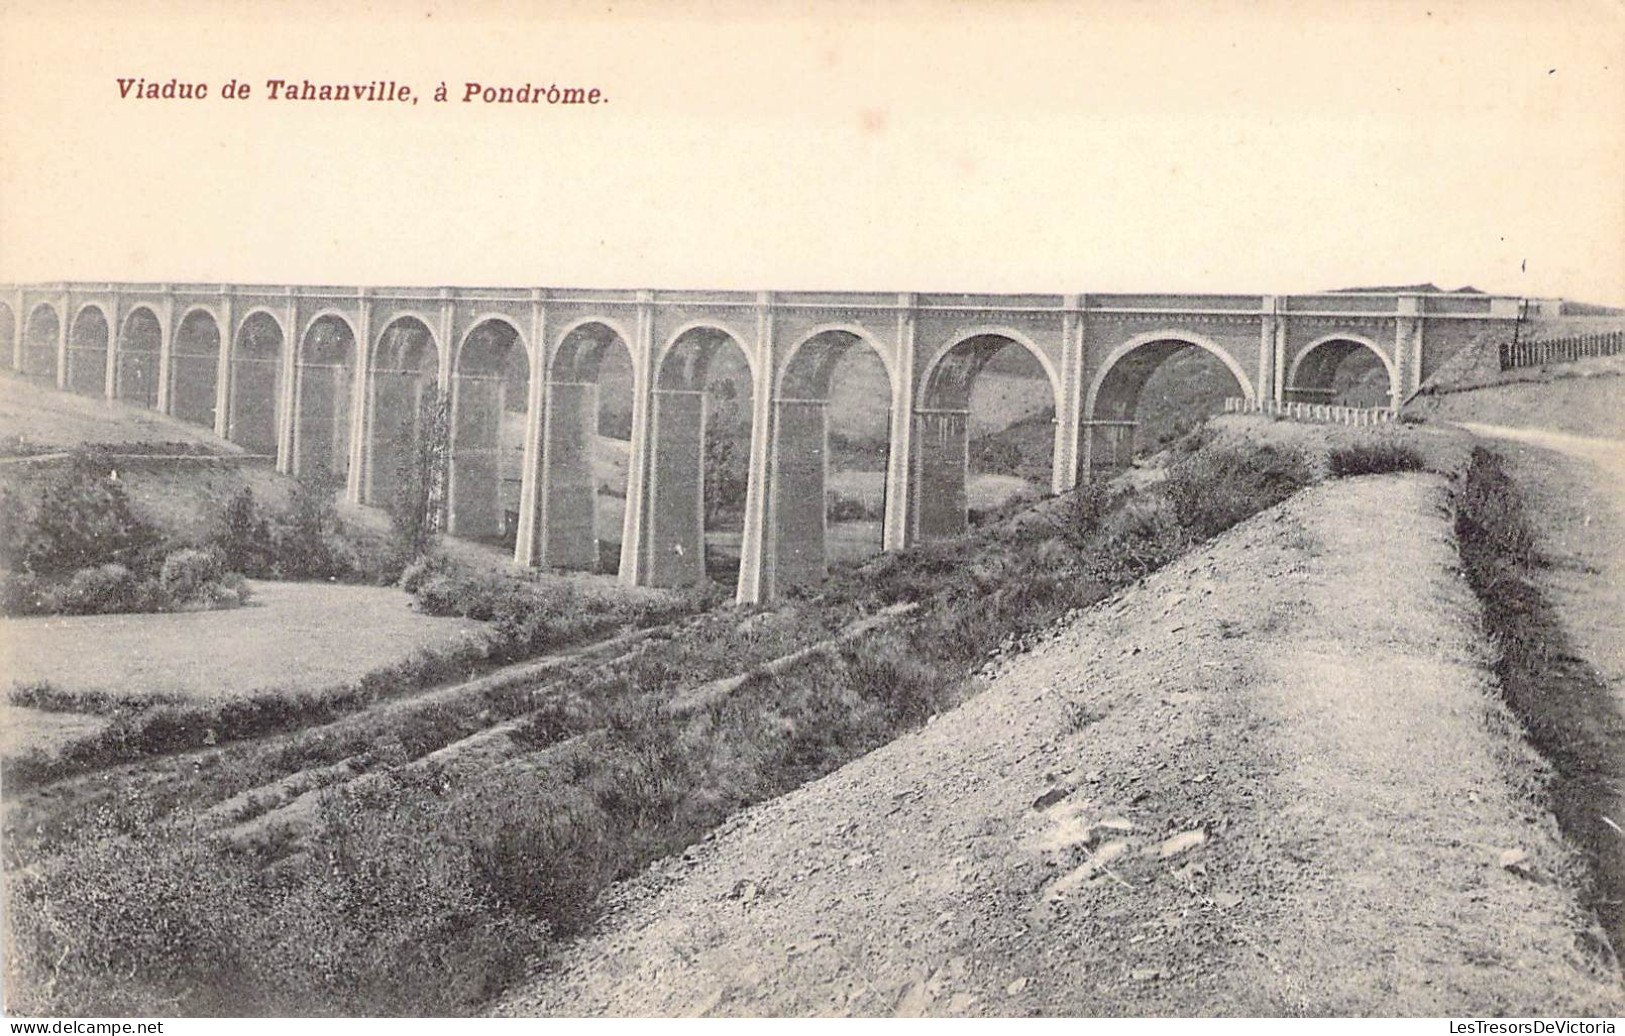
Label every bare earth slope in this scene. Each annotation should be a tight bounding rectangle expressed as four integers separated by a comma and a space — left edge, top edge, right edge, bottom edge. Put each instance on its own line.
499, 473, 1623, 1017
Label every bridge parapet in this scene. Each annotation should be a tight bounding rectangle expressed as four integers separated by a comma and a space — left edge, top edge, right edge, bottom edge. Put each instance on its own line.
1223, 396, 1396, 426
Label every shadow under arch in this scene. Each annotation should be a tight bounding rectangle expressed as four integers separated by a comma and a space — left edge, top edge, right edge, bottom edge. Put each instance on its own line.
67, 304, 109, 397
0, 303, 15, 371
116, 307, 163, 408
170, 308, 222, 428
642, 325, 754, 592
229, 311, 284, 455
1084, 331, 1254, 476
23, 303, 62, 384
538, 320, 637, 573
365, 316, 442, 508
448, 317, 529, 544
767, 327, 895, 593
1286, 334, 1397, 409
294, 313, 357, 482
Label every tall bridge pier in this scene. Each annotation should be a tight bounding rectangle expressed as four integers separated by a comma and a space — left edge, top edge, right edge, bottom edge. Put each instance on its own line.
1, 283, 1559, 602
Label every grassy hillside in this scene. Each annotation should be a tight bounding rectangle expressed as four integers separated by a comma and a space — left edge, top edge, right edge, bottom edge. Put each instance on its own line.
6, 419, 1431, 1016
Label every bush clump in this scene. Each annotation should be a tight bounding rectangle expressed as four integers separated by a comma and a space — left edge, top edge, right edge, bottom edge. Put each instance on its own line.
1161, 439, 1314, 541
409, 567, 700, 661
160, 548, 252, 610
207, 477, 395, 585
0, 459, 252, 617
398, 549, 455, 594
0, 457, 161, 577
62, 563, 141, 615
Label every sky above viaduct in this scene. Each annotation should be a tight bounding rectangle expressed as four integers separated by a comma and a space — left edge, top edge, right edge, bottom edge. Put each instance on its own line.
1, 0, 1621, 305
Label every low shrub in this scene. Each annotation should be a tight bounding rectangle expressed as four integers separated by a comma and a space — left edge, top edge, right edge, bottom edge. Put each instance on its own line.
10, 681, 185, 715
62, 563, 140, 614
1161, 438, 1314, 541
214, 487, 274, 575
398, 549, 455, 594
1327, 441, 1425, 477
410, 570, 702, 662
0, 570, 47, 614
412, 572, 531, 622
4, 787, 543, 1016
1092, 494, 1188, 579
1059, 479, 1116, 547
160, 548, 225, 600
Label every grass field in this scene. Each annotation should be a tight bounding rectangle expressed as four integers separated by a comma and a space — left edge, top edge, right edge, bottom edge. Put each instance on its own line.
2, 580, 489, 704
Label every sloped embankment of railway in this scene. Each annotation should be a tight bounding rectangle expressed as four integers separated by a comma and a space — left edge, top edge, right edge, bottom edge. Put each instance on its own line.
501, 471, 1624, 1017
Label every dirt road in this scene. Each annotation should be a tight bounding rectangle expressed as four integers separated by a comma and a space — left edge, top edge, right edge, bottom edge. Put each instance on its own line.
1456, 421, 1625, 953
1458, 420, 1625, 729
497, 473, 1622, 1017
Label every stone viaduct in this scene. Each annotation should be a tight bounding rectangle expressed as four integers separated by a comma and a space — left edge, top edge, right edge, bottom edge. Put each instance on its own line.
0, 283, 1561, 602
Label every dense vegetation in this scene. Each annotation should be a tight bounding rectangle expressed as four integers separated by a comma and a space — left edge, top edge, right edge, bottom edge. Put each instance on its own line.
4, 429, 1329, 1017
0, 434, 443, 618
1, 457, 250, 616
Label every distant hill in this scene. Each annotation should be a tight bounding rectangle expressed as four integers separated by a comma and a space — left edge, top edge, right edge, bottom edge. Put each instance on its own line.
1325, 283, 1484, 294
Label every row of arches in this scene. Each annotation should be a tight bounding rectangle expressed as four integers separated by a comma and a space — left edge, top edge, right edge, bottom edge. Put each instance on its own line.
0, 298, 1400, 595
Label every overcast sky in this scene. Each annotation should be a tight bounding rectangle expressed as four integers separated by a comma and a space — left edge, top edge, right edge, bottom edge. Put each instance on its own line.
2, 0, 1621, 303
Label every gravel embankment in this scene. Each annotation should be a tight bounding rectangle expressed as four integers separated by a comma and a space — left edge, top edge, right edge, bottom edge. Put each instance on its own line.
497, 472, 1623, 1017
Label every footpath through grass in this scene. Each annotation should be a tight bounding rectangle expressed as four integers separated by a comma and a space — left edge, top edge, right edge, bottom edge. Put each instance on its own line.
3, 423, 1433, 1016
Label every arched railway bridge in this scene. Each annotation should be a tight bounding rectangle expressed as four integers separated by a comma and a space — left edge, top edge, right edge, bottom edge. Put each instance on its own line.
0, 283, 1564, 602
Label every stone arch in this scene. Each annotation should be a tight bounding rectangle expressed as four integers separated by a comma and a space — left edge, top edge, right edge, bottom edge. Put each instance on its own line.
67, 304, 110, 397
656, 319, 759, 387
170, 308, 222, 428
448, 317, 530, 543
550, 315, 637, 379
778, 324, 896, 398
645, 325, 756, 591
768, 328, 897, 591
913, 329, 1062, 541
917, 326, 1059, 410
365, 315, 442, 507
22, 303, 61, 382
0, 303, 15, 370
294, 313, 357, 482
116, 306, 163, 407
452, 311, 534, 374
539, 319, 638, 572
228, 310, 284, 455
1286, 333, 1398, 409
1084, 329, 1254, 476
